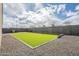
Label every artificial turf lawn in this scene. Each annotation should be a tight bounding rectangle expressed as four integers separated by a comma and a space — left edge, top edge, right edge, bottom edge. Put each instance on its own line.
11, 32, 58, 48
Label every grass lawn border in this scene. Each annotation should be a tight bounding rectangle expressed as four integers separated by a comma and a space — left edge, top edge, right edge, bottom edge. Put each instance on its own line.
10, 33, 58, 49
10, 34, 33, 49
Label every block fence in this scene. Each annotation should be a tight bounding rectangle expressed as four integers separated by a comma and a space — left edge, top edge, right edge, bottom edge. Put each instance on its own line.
2, 25, 79, 35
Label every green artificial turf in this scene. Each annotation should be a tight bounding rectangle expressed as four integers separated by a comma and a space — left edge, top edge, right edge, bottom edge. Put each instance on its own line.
11, 32, 58, 48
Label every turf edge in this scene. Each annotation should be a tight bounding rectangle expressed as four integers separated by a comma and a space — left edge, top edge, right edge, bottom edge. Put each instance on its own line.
10, 34, 58, 49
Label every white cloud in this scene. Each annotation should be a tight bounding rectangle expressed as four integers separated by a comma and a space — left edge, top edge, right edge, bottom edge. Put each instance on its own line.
3, 16, 16, 28
48, 4, 57, 13
75, 5, 79, 11
63, 14, 79, 25
65, 10, 79, 17
34, 3, 43, 10
57, 4, 66, 14
65, 5, 79, 17
4, 3, 79, 28
17, 6, 62, 27
38, 7, 53, 15
4, 3, 27, 17
3, 3, 63, 28
66, 11, 76, 17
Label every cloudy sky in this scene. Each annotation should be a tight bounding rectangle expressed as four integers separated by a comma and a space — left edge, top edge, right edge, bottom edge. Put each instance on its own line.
3, 3, 79, 28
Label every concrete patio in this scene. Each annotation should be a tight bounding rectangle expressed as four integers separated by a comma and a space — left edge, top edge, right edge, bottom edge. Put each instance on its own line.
0, 34, 79, 56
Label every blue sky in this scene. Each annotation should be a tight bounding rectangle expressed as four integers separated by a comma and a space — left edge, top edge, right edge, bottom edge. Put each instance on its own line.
3, 3, 79, 28
21, 3, 79, 19
4, 3, 79, 19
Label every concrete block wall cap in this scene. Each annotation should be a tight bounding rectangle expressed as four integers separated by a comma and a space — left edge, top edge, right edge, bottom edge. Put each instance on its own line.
58, 34, 64, 38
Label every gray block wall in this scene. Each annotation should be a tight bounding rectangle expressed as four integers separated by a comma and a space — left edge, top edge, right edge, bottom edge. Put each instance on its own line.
30, 25, 79, 35
2, 25, 79, 35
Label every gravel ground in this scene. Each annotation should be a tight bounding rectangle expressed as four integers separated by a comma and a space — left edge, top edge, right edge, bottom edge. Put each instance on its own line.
0, 34, 79, 56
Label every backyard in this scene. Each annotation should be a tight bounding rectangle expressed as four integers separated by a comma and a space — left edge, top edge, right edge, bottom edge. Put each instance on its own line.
1, 3, 79, 56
